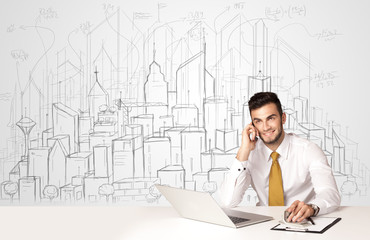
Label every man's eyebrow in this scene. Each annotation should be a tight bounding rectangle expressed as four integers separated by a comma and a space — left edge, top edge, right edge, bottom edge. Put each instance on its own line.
253, 114, 278, 121
267, 114, 278, 118
252, 117, 261, 121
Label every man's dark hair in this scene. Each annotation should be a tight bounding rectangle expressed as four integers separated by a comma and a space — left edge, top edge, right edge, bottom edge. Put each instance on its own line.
248, 92, 283, 116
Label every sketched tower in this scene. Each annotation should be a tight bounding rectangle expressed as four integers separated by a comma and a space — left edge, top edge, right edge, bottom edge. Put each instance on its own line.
16, 116, 36, 158
88, 69, 109, 123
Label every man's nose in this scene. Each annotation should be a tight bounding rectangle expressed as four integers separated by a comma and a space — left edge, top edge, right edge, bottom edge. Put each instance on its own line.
263, 121, 270, 131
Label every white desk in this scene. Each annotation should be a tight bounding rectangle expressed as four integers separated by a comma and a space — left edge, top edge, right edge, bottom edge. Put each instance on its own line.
0, 206, 368, 240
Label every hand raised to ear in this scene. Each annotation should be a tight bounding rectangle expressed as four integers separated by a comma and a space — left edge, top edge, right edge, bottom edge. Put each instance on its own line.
236, 123, 259, 162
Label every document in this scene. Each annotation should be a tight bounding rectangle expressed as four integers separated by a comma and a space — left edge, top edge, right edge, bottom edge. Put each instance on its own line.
271, 217, 341, 233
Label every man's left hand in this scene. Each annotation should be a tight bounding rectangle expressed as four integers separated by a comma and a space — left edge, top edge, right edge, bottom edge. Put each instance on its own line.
285, 200, 314, 222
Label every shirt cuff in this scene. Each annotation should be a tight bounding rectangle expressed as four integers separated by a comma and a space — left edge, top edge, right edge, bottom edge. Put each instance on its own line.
229, 158, 248, 176
308, 199, 326, 215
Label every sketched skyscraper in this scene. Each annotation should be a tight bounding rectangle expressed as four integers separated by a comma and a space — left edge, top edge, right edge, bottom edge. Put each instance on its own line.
144, 46, 168, 104
19, 176, 41, 203
112, 135, 144, 181
29, 147, 51, 191
248, 19, 271, 100
175, 41, 214, 126
52, 103, 79, 153
48, 137, 68, 187
253, 19, 268, 77
176, 50, 204, 108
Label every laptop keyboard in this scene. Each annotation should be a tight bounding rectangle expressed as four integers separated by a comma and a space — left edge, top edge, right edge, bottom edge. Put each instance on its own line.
228, 216, 250, 224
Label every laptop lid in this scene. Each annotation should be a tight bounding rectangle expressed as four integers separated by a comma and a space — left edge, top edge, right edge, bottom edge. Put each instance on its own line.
155, 184, 273, 228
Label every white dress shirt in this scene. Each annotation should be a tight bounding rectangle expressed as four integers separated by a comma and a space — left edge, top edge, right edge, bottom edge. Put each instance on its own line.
219, 132, 341, 215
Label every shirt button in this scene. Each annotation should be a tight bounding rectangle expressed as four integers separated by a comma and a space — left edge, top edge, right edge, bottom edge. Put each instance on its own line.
238, 169, 241, 171
244, 168, 246, 170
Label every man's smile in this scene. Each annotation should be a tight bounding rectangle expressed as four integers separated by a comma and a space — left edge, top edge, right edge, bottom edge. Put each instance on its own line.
262, 130, 275, 137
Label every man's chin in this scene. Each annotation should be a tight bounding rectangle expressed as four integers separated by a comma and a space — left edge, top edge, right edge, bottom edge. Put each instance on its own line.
262, 139, 277, 145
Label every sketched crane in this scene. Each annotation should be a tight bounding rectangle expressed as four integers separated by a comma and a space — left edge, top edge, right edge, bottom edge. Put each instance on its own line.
114, 95, 167, 135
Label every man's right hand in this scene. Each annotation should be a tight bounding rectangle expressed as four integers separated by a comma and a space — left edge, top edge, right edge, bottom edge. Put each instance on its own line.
236, 123, 259, 162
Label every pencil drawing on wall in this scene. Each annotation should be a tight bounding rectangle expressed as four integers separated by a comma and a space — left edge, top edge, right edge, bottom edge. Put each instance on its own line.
0, 0, 368, 206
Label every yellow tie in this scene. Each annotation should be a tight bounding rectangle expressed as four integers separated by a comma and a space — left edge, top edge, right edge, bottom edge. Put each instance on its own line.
269, 151, 284, 206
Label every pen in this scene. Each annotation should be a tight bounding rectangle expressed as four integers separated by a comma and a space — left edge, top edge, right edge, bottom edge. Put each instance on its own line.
285, 227, 308, 232
308, 217, 315, 225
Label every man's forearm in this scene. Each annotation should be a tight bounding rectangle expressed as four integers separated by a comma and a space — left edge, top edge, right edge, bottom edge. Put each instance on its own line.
236, 144, 250, 162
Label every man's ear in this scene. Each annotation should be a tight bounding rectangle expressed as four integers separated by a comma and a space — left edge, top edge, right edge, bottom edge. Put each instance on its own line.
282, 112, 286, 125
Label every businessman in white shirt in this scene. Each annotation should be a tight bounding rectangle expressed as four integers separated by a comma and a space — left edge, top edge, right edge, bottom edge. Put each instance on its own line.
219, 92, 340, 223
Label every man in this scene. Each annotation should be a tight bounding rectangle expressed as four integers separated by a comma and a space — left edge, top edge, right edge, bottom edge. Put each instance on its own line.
219, 92, 340, 222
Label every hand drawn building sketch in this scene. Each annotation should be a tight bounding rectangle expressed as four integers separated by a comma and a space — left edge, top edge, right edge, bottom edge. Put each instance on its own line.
0, 0, 369, 206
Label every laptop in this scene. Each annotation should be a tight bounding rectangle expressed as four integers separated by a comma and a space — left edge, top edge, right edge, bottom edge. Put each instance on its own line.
155, 184, 273, 228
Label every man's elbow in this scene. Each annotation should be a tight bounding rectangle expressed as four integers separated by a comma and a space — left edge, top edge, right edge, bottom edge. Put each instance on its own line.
219, 199, 239, 209
322, 189, 341, 214
219, 193, 241, 208
333, 190, 341, 209
331, 186, 341, 208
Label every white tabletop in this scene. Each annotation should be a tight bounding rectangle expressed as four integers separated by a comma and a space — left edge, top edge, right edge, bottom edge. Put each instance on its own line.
0, 205, 367, 240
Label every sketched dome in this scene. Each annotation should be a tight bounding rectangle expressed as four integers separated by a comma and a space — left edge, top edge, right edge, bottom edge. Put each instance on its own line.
16, 117, 36, 128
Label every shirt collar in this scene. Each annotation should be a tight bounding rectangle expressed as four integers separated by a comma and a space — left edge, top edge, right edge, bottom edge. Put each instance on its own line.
275, 132, 290, 161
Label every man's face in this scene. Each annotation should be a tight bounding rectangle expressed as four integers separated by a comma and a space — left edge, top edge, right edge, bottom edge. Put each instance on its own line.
251, 103, 286, 148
